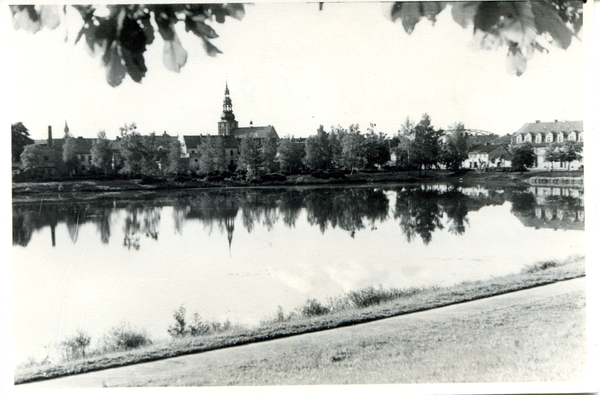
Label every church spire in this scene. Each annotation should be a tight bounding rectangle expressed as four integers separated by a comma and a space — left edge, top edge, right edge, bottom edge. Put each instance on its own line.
219, 82, 238, 136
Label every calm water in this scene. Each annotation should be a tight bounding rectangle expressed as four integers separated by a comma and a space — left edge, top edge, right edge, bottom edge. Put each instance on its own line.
12, 184, 584, 364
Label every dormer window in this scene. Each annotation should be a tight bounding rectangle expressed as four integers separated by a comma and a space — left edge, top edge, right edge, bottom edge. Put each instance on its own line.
546, 134, 553, 143
516, 135, 523, 143
579, 133, 583, 142
568, 132, 577, 141
535, 134, 542, 143
524, 134, 532, 142
557, 133, 563, 143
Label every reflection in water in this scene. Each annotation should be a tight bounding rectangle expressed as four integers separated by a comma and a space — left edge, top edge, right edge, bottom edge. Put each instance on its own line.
13, 185, 584, 249
509, 186, 584, 230
123, 205, 162, 250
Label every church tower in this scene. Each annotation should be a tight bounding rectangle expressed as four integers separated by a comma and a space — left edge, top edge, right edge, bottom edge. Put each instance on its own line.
218, 83, 238, 136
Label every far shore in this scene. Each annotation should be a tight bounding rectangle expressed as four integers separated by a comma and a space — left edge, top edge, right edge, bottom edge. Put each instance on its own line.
12, 169, 583, 203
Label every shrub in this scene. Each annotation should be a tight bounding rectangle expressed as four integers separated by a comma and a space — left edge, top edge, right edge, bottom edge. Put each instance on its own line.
101, 324, 151, 352
168, 305, 188, 337
63, 330, 91, 360
261, 173, 287, 182
347, 286, 419, 308
300, 299, 330, 317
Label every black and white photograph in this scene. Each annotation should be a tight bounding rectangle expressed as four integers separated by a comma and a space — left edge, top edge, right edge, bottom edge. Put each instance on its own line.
4, 0, 596, 392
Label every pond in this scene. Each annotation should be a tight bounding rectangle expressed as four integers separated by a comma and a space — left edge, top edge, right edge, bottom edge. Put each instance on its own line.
12, 183, 584, 364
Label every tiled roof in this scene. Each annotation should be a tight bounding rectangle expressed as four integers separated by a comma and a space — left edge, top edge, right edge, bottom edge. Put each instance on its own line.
469, 144, 512, 160
514, 121, 583, 135
183, 135, 240, 150
230, 125, 278, 139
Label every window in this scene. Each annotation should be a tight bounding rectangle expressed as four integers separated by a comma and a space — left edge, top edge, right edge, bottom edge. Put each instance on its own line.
557, 134, 563, 143
516, 135, 522, 143
579, 134, 583, 142
546, 134, 553, 143
569, 133, 576, 141
524, 134, 532, 142
230, 150, 233, 156
535, 134, 542, 143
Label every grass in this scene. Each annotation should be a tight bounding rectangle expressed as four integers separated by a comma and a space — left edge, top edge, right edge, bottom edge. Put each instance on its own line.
14, 254, 585, 385
125, 286, 587, 386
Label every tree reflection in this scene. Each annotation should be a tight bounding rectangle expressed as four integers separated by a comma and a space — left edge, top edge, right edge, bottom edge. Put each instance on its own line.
305, 189, 389, 236
439, 190, 470, 236
394, 188, 444, 245
122, 205, 162, 250
13, 184, 583, 250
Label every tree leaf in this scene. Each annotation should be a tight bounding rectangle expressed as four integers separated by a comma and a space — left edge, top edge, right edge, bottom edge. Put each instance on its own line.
223, 4, 245, 21
11, 6, 42, 33
39, 5, 61, 30
185, 17, 218, 39
121, 47, 147, 83
105, 43, 127, 87
391, 2, 423, 34
506, 44, 527, 76
531, 1, 573, 49
422, 2, 446, 24
500, 2, 538, 56
163, 33, 188, 73
451, 2, 481, 29
202, 38, 222, 57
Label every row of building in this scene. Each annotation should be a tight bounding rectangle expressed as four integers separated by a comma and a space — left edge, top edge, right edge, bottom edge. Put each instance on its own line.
14, 84, 583, 176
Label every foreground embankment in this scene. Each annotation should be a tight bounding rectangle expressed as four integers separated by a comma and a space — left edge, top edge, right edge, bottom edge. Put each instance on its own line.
13, 170, 578, 203
14, 255, 585, 385
19, 277, 587, 387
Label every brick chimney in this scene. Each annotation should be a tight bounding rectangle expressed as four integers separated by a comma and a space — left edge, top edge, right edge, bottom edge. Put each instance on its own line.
48, 125, 53, 147
535, 120, 540, 123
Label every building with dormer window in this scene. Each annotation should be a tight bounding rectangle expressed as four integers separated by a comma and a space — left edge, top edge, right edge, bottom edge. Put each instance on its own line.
511, 120, 583, 170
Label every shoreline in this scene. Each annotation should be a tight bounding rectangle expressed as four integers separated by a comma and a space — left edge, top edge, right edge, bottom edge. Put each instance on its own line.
11, 169, 582, 204
14, 255, 585, 385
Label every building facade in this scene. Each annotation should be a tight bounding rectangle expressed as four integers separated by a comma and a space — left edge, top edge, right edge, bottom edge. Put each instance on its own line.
511, 120, 583, 170
183, 84, 279, 171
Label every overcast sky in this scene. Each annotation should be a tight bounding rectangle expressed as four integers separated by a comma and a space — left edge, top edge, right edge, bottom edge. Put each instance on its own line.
5, 2, 586, 141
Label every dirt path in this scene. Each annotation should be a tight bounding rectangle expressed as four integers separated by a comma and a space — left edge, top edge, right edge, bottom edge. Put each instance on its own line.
18, 277, 587, 388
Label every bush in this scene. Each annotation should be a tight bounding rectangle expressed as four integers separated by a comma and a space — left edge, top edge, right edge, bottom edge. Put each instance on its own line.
102, 324, 151, 352
261, 173, 287, 182
139, 174, 164, 185
300, 299, 330, 317
168, 304, 234, 337
347, 286, 418, 308
63, 330, 91, 360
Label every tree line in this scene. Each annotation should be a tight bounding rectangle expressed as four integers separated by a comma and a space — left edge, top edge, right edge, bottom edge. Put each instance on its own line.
12, 114, 583, 180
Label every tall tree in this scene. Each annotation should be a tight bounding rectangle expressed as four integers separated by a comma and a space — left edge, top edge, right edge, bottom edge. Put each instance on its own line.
62, 130, 79, 176
166, 138, 186, 175
543, 142, 562, 170
199, 136, 226, 173
441, 123, 469, 171
340, 124, 366, 174
304, 125, 332, 170
362, 124, 390, 168
560, 140, 583, 170
91, 131, 114, 176
277, 137, 305, 174
20, 144, 44, 172
261, 137, 279, 173
407, 114, 442, 175
511, 142, 536, 171
11, 122, 33, 163
237, 134, 262, 178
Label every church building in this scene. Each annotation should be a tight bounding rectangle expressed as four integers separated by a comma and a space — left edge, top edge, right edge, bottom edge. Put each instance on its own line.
183, 84, 279, 171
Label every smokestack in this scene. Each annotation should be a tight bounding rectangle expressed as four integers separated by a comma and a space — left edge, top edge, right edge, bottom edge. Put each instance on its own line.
48, 125, 53, 147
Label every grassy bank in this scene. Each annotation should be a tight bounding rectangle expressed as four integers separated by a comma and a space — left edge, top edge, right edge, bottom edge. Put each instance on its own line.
15, 255, 585, 385
13, 170, 582, 202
